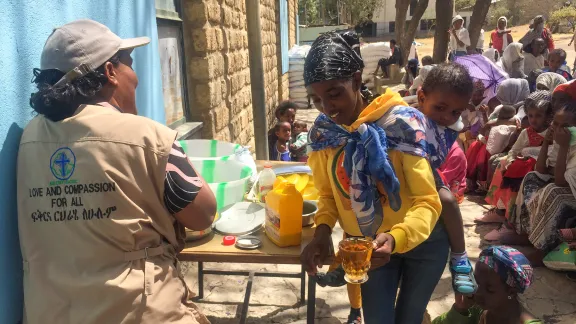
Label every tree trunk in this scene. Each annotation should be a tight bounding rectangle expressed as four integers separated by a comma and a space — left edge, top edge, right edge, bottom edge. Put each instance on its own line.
399, 0, 429, 65
395, 0, 410, 61
433, 0, 453, 63
467, 0, 492, 51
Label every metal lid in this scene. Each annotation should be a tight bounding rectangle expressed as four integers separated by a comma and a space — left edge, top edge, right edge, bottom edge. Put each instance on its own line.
213, 202, 265, 236
235, 236, 262, 250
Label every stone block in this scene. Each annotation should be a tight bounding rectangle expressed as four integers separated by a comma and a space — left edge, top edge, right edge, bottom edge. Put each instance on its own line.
229, 110, 248, 138
191, 28, 214, 52
223, 6, 235, 27
194, 79, 222, 110
183, 1, 208, 27
212, 105, 230, 132
206, 0, 222, 24
188, 53, 224, 81
215, 127, 231, 143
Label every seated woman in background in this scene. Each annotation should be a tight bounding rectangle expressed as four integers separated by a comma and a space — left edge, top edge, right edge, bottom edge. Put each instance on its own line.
466, 105, 519, 193
503, 103, 576, 250
401, 59, 419, 95
489, 79, 530, 121
433, 246, 541, 324
482, 91, 552, 226
536, 72, 567, 92
528, 69, 544, 93
498, 42, 526, 79
459, 81, 488, 152
523, 38, 546, 76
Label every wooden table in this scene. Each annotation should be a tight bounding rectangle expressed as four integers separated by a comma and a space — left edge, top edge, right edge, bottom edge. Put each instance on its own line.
179, 225, 333, 324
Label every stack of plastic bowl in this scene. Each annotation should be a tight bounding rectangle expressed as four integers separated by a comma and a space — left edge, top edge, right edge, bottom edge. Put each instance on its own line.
179, 139, 254, 240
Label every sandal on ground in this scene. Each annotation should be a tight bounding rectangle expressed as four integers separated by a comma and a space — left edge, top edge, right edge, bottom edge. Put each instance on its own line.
346, 308, 362, 324
474, 208, 506, 223
450, 259, 477, 295
315, 265, 347, 288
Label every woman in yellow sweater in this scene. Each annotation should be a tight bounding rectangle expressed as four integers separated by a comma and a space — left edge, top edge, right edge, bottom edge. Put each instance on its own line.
300, 31, 453, 323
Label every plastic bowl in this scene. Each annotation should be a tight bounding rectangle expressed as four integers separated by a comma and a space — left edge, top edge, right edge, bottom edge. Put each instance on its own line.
180, 139, 241, 161
190, 159, 253, 211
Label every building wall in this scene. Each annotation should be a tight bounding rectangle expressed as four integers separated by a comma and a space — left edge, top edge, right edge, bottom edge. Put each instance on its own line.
0, 0, 164, 322
182, 0, 296, 148
373, 0, 439, 36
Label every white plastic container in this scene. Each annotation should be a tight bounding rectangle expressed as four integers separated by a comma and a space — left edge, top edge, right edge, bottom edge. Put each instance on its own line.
257, 164, 276, 203
190, 159, 253, 210
180, 139, 241, 161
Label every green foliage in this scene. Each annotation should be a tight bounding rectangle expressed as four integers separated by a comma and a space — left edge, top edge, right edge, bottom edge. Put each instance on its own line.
339, 0, 382, 25
549, 6, 576, 26
455, 0, 475, 11
487, 4, 511, 27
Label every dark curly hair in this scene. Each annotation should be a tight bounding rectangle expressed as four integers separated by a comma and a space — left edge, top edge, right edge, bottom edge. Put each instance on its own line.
30, 52, 122, 122
421, 63, 474, 98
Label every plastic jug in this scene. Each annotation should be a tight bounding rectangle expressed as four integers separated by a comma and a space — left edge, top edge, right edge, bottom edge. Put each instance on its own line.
257, 164, 276, 203
265, 184, 304, 247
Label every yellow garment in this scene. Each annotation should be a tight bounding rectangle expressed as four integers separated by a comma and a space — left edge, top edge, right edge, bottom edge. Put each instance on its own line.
309, 90, 442, 253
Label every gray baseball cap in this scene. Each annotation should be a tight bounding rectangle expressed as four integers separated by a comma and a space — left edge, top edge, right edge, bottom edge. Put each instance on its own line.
40, 19, 150, 87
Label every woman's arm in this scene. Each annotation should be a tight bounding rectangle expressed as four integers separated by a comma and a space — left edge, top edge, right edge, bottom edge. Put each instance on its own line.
555, 145, 569, 186
388, 152, 442, 253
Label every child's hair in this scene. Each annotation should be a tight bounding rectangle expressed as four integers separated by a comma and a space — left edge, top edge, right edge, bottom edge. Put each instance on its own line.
549, 48, 567, 61
293, 120, 308, 129
526, 99, 553, 117
497, 105, 516, 120
421, 56, 433, 65
557, 101, 576, 122
421, 63, 474, 98
274, 121, 291, 132
390, 39, 397, 46
275, 101, 298, 119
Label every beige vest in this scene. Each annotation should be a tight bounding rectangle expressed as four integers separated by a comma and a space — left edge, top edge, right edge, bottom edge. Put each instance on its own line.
17, 105, 209, 324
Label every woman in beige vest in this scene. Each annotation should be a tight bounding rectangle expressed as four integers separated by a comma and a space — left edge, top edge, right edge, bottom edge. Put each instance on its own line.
18, 19, 215, 324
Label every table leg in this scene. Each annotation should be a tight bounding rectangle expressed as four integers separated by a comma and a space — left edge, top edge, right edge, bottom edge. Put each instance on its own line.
198, 261, 204, 299
240, 271, 255, 324
300, 266, 306, 305
306, 275, 316, 324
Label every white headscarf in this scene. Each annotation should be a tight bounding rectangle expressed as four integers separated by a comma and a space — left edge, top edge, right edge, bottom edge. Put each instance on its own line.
536, 72, 568, 91
419, 65, 434, 82
497, 17, 509, 49
452, 15, 464, 26
483, 48, 500, 63
489, 78, 531, 120
500, 42, 524, 76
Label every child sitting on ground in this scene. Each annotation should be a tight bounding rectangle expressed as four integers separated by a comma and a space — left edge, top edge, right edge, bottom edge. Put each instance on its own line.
269, 121, 292, 161
290, 120, 309, 162
482, 92, 552, 226
459, 81, 488, 152
433, 246, 542, 324
543, 48, 573, 81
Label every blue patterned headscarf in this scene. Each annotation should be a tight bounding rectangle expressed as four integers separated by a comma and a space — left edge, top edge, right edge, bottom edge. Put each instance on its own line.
478, 246, 534, 293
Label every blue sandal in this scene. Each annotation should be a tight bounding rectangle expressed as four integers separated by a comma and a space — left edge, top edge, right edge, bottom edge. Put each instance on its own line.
451, 259, 477, 295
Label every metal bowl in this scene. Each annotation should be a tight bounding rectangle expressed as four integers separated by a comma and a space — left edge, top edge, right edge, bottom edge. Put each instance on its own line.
302, 200, 318, 227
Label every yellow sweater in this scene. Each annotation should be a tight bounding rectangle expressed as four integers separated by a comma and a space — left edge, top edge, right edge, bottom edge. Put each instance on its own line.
309, 90, 441, 253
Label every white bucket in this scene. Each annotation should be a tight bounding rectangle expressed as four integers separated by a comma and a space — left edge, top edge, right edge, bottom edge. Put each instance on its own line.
190, 159, 253, 211
179, 139, 241, 161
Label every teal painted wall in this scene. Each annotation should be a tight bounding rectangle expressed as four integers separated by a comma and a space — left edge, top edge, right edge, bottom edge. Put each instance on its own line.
0, 1, 165, 322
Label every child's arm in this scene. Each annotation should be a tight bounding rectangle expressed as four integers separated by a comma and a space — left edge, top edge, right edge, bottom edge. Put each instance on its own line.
291, 133, 308, 150
535, 127, 553, 174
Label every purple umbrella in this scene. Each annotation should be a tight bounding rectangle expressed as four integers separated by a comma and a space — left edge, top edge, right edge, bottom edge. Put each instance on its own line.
455, 54, 509, 97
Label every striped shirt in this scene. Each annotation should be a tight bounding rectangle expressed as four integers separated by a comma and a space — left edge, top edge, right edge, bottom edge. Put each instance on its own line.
164, 141, 203, 214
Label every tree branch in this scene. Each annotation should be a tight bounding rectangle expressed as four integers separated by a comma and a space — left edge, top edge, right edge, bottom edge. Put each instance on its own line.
467, 0, 492, 50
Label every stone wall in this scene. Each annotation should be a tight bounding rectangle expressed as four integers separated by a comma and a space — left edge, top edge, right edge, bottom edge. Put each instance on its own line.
182, 0, 297, 148
182, 0, 253, 147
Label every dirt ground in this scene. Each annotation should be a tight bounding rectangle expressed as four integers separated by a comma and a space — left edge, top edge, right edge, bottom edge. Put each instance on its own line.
181, 28, 576, 323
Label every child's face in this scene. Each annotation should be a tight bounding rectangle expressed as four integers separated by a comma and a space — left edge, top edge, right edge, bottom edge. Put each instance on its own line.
417, 89, 469, 127
488, 97, 501, 112
548, 53, 563, 72
526, 106, 548, 131
279, 108, 296, 125
276, 123, 292, 141
552, 110, 576, 130
473, 263, 515, 312
293, 123, 307, 134
471, 90, 485, 106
